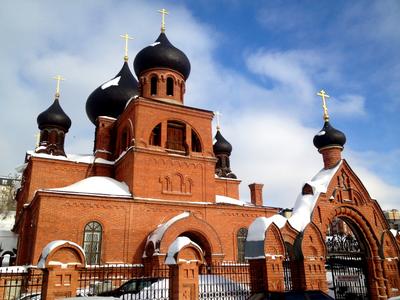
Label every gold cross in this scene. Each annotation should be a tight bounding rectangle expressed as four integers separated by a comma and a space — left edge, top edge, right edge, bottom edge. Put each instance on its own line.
158, 8, 169, 33
35, 132, 41, 147
53, 75, 65, 98
317, 89, 330, 121
214, 111, 222, 130
120, 33, 134, 62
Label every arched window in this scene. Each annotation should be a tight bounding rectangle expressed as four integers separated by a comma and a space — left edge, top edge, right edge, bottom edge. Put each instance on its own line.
166, 121, 186, 152
191, 129, 202, 152
166, 77, 174, 96
83, 221, 102, 265
150, 76, 158, 95
149, 123, 161, 146
121, 129, 128, 151
237, 227, 248, 263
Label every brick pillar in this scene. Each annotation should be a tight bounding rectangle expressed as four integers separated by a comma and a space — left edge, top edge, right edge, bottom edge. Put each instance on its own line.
296, 258, 327, 292
367, 256, 388, 300
249, 183, 264, 206
248, 257, 284, 293
94, 116, 115, 160
169, 261, 199, 300
319, 147, 342, 169
42, 265, 80, 300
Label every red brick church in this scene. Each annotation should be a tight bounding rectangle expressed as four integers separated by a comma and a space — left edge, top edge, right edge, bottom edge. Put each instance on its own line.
12, 16, 400, 299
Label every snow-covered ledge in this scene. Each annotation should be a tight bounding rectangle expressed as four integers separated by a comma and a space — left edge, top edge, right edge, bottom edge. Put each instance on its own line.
165, 236, 203, 265
37, 240, 86, 268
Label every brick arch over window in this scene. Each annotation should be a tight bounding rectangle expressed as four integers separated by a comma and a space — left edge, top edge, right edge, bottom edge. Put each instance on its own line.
158, 214, 223, 261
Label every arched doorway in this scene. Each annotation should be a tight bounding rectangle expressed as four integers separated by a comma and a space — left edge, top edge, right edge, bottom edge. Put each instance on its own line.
179, 230, 212, 265
326, 217, 370, 299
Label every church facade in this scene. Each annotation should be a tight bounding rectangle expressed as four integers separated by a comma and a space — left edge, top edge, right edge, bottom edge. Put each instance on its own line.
12, 20, 400, 299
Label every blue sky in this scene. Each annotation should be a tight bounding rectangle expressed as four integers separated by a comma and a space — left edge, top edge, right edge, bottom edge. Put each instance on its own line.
0, 0, 399, 209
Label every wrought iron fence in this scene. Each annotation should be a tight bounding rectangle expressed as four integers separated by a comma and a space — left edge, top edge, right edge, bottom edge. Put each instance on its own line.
283, 256, 292, 291
0, 267, 43, 300
199, 262, 251, 300
77, 264, 169, 299
326, 254, 369, 300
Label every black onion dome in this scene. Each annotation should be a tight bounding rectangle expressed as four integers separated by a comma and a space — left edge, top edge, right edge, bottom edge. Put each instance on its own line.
133, 32, 191, 80
213, 130, 233, 155
86, 62, 138, 125
37, 98, 71, 131
313, 121, 346, 150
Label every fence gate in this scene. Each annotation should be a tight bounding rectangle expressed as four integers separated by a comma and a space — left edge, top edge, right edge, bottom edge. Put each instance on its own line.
199, 262, 251, 300
326, 234, 369, 300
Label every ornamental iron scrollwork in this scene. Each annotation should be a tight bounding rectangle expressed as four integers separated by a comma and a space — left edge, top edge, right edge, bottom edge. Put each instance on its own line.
326, 234, 361, 253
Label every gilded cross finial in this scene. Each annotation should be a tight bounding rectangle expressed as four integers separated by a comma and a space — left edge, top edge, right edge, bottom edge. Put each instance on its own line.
158, 8, 169, 33
120, 33, 134, 62
317, 89, 330, 122
53, 75, 65, 99
214, 111, 222, 130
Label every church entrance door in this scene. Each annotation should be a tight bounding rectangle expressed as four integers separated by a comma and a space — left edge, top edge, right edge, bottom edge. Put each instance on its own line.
326, 218, 369, 300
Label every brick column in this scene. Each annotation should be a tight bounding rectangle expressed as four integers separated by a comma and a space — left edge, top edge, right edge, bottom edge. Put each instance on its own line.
319, 147, 342, 169
42, 265, 80, 300
169, 261, 199, 300
248, 256, 284, 293
248, 183, 263, 206
296, 258, 327, 291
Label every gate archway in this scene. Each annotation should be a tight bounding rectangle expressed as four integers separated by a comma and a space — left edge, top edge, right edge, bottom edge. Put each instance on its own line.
326, 217, 370, 299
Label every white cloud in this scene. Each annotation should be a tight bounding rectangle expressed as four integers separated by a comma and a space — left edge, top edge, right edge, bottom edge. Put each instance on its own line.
0, 1, 398, 211
330, 94, 366, 117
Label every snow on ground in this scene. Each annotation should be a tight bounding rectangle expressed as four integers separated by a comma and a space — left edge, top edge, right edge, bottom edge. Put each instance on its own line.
49, 176, 131, 197
0, 212, 18, 256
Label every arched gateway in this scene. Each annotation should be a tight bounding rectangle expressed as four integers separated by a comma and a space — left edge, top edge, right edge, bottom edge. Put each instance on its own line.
246, 96, 400, 299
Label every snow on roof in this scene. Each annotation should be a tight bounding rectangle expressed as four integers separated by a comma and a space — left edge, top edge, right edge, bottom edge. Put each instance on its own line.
247, 215, 287, 242
246, 161, 342, 244
215, 195, 252, 206
145, 212, 190, 255
37, 240, 85, 268
288, 161, 342, 232
165, 236, 202, 265
390, 229, 398, 237
150, 42, 160, 47
49, 176, 131, 197
27, 151, 114, 165
101, 76, 121, 89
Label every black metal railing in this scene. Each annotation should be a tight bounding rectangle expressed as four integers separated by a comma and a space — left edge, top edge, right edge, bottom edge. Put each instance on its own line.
77, 264, 169, 299
0, 267, 43, 300
327, 254, 369, 300
199, 262, 251, 300
283, 256, 292, 291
